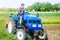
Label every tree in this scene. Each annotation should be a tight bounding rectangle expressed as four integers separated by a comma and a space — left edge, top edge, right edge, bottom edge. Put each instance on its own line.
52, 4, 58, 12
25, 2, 59, 12
58, 3, 60, 10
44, 2, 52, 11
32, 2, 40, 11
25, 2, 40, 11
40, 3, 46, 11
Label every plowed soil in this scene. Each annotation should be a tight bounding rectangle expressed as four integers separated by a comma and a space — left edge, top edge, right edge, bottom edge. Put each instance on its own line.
43, 24, 60, 40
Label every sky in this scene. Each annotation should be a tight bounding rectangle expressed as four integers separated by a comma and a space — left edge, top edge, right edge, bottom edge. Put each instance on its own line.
0, 0, 59, 8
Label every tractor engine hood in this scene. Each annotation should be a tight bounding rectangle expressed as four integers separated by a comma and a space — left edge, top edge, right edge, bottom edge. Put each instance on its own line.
24, 14, 41, 21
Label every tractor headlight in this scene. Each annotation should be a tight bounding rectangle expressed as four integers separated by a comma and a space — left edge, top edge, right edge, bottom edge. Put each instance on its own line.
33, 24, 36, 27
38, 24, 41, 27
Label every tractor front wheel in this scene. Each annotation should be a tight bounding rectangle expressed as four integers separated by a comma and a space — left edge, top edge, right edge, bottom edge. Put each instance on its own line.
38, 29, 48, 40
16, 29, 26, 40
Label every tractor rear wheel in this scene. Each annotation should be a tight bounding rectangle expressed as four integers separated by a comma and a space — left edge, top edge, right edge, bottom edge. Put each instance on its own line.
7, 20, 16, 34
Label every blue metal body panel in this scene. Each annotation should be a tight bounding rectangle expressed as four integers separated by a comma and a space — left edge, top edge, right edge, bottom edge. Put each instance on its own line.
23, 12, 42, 30
11, 12, 42, 30
23, 13, 41, 21
24, 15, 40, 20
12, 16, 18, 21
26, 23, 42, 30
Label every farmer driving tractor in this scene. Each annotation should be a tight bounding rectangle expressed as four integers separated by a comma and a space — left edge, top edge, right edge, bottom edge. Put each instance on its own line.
17, 3, 25, 27
17, 3, 25, 18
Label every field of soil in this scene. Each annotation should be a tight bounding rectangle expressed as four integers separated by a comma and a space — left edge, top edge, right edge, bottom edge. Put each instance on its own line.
43, 24, 60, 40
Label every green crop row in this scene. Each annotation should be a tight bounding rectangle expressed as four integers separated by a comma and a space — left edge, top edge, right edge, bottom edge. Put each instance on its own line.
42, 18, 60, 24
30, 12, 60, 16
0, 12, 60, 17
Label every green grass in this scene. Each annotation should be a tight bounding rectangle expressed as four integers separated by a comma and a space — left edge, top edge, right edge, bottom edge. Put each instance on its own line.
30, 12, 60, 16
41, 17, 60, 24
0, 17, 17, 40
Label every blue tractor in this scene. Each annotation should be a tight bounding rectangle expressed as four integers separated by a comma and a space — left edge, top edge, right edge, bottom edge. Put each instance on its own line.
6, 12, 48, 40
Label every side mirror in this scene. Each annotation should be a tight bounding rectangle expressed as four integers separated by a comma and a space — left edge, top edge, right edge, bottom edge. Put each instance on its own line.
9, 13, 13, 17
10, 13, 13, 15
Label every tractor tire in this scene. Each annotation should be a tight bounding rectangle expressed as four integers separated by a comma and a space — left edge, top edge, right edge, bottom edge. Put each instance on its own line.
7, 19, 16, 34
45, 37, 48, 40
16, 29, 26, 40
38, 29, 48, 40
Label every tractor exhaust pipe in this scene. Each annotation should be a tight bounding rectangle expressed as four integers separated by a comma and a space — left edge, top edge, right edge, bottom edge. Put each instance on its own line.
36, 11, 39, 17
36, 2, 39, 17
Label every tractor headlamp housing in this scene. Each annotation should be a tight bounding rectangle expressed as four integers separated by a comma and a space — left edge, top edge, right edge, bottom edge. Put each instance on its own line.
38, 24, 41, 27
32, 24, 36, 27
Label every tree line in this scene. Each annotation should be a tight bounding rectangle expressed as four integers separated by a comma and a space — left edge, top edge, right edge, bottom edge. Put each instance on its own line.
0, 2, 60, 12
25, 2, 60, 12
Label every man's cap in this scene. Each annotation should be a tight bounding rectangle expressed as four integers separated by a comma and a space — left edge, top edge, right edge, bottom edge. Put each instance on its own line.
21, 3, 25, 6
